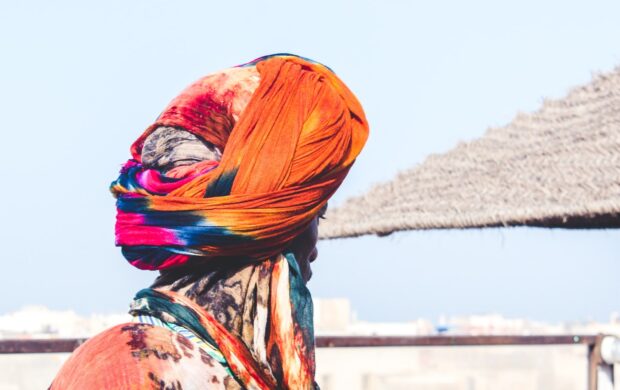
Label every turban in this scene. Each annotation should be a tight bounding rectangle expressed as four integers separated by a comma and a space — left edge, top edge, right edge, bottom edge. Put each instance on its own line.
111, 54, 369, 270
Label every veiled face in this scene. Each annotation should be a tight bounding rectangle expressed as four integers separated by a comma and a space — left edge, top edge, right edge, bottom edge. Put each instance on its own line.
288, 217, 319, 284
287, 204, 326, 284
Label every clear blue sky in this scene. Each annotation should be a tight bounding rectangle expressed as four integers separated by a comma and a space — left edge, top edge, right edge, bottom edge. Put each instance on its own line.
1, 0, 619, 322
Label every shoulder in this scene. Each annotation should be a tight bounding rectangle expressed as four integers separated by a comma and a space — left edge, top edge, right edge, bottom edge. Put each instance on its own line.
51, 323, 236, 389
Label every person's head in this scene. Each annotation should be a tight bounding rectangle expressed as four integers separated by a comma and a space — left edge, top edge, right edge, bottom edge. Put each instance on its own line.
112, 54, 367, 275
286, 203, 327, 283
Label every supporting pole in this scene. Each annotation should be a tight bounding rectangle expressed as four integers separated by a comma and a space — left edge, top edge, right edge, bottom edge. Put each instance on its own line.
588, 334, 618, 390
588, 335, 603, 390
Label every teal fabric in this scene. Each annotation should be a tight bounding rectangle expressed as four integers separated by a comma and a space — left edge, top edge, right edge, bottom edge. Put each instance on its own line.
284, 251, 315, 346
130, 289, 221, 356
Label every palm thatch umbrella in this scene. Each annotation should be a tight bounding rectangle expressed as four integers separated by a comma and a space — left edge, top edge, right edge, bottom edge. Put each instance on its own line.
320, 66, 620, 239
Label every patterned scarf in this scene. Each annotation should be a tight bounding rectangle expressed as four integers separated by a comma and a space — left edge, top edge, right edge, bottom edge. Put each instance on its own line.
132, 251, 315, 389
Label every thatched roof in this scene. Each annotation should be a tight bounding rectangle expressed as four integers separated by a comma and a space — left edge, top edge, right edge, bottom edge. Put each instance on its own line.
320, 66, 620, 239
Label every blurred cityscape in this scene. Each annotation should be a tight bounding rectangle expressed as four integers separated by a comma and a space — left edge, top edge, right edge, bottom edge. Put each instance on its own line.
3, 299, 619, 340
1, 299, 619, 389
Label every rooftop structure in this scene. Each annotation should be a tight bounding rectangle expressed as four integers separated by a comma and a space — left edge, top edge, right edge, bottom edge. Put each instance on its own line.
320, 67, 620, 238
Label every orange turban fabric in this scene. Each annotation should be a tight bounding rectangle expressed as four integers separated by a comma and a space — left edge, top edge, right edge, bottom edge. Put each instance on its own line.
111, 54, 368, 270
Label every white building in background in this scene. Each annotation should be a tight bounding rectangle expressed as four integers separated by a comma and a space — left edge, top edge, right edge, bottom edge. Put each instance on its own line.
314, 298, 435, 336
1, 301, 620, 390
1, 299, 619, 339
0, 305, 130, 339
313, 298, 620, 337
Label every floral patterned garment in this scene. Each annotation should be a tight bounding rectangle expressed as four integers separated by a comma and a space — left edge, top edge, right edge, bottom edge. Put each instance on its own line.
51, 253, 317, 389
